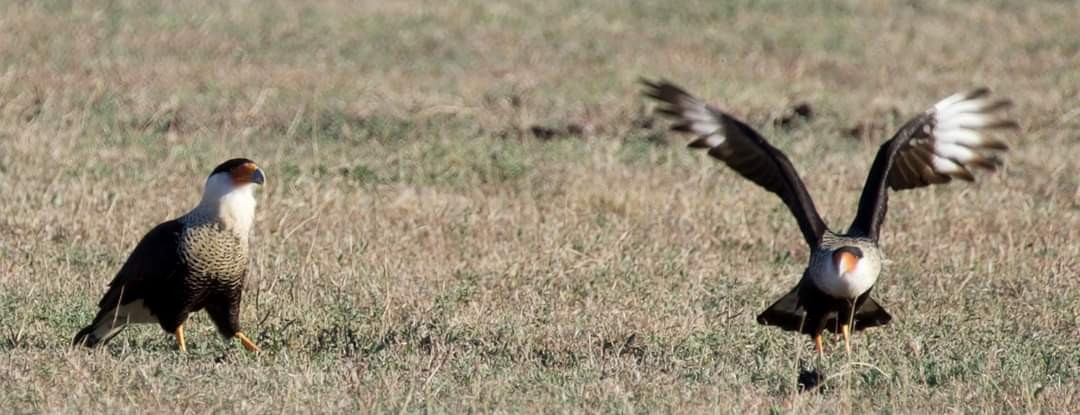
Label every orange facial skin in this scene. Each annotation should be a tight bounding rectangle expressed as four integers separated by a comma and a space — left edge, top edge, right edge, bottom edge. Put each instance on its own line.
230, 162, 265, 185
833, 250, 859, 274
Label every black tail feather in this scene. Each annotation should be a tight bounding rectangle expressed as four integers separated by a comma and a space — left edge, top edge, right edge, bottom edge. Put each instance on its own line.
757, 286, 893, 335
851, 296, 892, 331
756, 287, 811, 334
71, 313, 127, 348
824, 296, 893, 333
72, 325, 97, 348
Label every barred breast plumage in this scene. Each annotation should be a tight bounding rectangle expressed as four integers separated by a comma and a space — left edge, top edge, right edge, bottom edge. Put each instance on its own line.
178, 219, 249, 292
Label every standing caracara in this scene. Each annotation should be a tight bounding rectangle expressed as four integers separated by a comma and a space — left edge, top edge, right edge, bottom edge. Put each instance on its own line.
643, 79, 1017, 355
73, 158, 265, 352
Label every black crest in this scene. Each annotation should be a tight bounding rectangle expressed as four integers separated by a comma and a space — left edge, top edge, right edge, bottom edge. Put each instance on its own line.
210, 158, 256, 176
834, 246, 864, 258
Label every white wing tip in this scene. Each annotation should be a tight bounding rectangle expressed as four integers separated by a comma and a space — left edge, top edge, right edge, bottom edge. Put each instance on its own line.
932, 87, 1019, 134
925, 87, 1016, 180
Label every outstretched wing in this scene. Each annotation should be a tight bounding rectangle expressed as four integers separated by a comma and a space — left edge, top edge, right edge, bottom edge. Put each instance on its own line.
642, 79, 828, 248
848, 88, 1017, 240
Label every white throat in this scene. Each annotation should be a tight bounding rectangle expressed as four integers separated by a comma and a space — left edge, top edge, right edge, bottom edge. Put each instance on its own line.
187, 173, 258, 241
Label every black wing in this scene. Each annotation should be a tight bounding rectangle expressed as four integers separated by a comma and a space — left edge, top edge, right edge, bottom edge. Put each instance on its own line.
96, 220, 186, 310
642, 79, 828, 248
848, 88, 1017, 240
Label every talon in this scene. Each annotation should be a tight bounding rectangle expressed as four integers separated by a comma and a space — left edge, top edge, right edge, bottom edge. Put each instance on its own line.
235, 332, 260, 353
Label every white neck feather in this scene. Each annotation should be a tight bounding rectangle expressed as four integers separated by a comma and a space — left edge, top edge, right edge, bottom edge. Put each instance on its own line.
187, 173, 258, 241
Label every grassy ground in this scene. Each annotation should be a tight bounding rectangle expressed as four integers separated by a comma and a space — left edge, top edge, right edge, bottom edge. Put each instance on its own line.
1, 0, 1078, 412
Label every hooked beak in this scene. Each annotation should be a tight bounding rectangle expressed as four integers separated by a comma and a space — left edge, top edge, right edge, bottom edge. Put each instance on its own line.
251, 168, 266, 185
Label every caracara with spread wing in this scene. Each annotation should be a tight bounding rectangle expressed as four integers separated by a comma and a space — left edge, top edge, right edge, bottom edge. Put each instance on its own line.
643, 80, 1017, 355
74, 158, 265, 353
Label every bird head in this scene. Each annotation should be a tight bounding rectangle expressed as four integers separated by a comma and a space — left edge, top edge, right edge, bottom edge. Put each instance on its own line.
203, 158, 265, 198
194, 158, 265, 238
210, 158, 265, 186
832, 246, 863, 276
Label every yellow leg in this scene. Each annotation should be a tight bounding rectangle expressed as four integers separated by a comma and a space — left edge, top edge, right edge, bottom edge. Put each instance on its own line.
175, 324, 187, 352
235, 332, 260, 353
813, 333, 824, 356
841, 324, 851, 354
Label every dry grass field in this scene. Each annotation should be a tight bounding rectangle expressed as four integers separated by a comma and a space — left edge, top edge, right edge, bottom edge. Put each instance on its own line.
1, 0, 1078, 412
